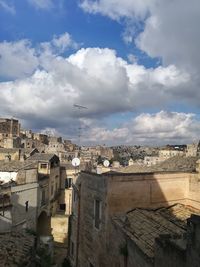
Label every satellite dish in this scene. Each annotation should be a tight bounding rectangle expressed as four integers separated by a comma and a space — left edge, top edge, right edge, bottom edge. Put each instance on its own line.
103, 160, 110, 168
72, 157, 80, 167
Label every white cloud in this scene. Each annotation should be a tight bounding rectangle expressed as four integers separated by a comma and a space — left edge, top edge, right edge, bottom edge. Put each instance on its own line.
0, 45, 191, 138
0, 33, 197, 145
28, 0, 54, 10
0, 0, 15, 14
80, 0, 154, 21
84, 111, 200, 145
0, 40, 38, 79
0, 33, 79, 79
52, 32, 79, 51
81, 0, 200, 74
136, 0, 200, 72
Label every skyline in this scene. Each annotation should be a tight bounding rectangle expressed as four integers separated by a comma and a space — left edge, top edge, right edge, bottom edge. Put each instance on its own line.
0, 0, 200, 145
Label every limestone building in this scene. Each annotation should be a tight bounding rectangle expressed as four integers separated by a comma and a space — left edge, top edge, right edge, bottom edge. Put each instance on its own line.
0, 118, 20, 147
0, 153, 61, 235
68, 156, 200, 267
186, 141, 200, 157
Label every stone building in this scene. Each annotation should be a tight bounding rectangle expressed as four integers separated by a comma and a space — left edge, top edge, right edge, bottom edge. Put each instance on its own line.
186, 141, 200, 157
0, 118, 20, 138
33, 132, 48, 144
0, 153, 61, 236
69, 156, 200, 267
0, 230, 36, 266
2, 136, 21, 149
159, 148, 185, 159
110, 204, 200, 267
0, 118, 20, 147
0, 147, 38, 161
143, 156, 165, 166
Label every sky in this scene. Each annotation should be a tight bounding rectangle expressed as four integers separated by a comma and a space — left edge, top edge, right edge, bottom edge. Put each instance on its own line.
0, 0, 200, 146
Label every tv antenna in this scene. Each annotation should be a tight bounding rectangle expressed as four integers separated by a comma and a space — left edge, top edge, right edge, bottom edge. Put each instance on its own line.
73, 104, 88, 154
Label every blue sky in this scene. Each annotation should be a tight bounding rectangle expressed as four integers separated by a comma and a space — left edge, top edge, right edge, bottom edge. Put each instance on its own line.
0, 0, 200, 145
0, 0, 157, 66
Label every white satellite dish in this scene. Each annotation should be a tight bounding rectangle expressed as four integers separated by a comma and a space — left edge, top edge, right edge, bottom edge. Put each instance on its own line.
103, 160, 110, 168
72, 157, 80, 167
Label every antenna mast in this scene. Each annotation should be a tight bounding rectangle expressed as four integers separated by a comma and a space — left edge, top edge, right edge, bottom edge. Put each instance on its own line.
73, 104, 88, 155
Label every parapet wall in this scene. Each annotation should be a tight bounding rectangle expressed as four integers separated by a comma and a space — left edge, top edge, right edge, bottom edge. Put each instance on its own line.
107, 172, 190, 215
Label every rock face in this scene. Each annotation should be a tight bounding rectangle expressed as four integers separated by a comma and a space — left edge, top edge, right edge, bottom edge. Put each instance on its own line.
0, 230, 35, 267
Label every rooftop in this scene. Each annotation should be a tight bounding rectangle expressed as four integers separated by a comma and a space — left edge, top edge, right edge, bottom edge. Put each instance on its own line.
0, 230, 35, 266
27, 153, 58, 162
113, 204, 200, 259
119, 156, 198, 173
0, 160, 37, 172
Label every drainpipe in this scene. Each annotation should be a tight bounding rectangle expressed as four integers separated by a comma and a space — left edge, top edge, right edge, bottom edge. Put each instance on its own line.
75, 183, 81, 267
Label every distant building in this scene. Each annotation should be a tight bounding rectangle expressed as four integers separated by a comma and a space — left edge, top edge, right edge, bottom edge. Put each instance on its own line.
186, 141, 200, 157
144, 156, 165, 166
159, 148, 185, 158
0, 118, 20, 147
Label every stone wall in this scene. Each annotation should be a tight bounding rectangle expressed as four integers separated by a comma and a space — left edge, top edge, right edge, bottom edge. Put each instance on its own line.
72, 173, 108, 267
107, 172, 189, 215
11, 183, 39, 230
108, 219, 153, 267
154, 235, 186, 267
51, 214, 68, 245
69, 169, 200, 267
187, 173, 200, 209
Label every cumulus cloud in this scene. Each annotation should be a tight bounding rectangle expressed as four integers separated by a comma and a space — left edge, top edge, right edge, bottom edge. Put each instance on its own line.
80, 0, 153, 21
80, 0, 200, 119
83, 111, 200, 145
137, 0, 200, 72
81, 0, 200, 73
0, 40, 38, 79
0, 31, 198, 145
0, 33, 78, 79
0, 43, 192, 143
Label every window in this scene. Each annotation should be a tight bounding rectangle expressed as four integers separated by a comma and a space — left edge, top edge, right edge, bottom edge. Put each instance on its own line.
51, 183, 54, 196
65, 178, 72, 189
60, 204, 66, 211
94, 199, 101, 229
70, 240, 74, 258
40, 163, 48, 169
73, 190, 76, 202
41, 190, 46, 206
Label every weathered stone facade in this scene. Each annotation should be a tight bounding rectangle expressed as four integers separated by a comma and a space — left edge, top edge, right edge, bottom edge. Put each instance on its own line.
69, 157, 200, 267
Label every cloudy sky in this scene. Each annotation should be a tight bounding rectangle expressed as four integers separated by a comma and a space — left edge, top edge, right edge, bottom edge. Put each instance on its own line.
0, 0, 200, 145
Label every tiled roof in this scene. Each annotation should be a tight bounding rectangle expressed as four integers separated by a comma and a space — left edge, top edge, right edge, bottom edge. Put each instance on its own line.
27, 153, 57, 161
0, 161, 36, 172
0, 231, 35, 266
0, 148, 20, 153
113, 204, 200, 258
119, 156, 198, 173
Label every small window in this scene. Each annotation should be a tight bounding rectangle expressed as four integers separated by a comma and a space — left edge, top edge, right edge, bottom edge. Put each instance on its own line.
65, 178, 72, 189
41, 190, 46, 206
60, 204, 66, 211
40, 163, 48, 169
94, 199, 101, 229
70, 240, 74, 258
73, 190, 76, 202
51, 183, 54, 196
